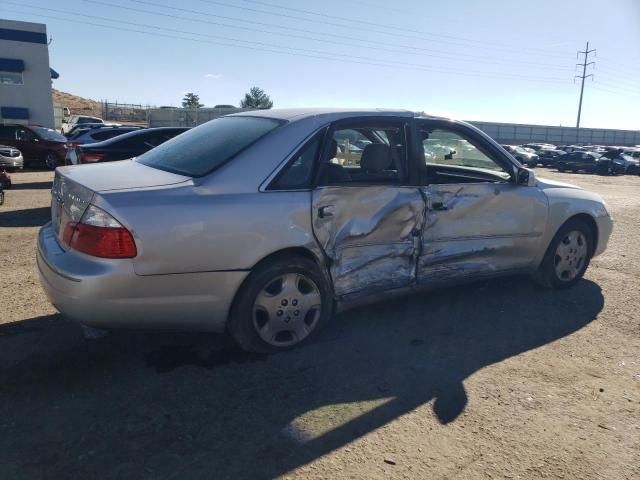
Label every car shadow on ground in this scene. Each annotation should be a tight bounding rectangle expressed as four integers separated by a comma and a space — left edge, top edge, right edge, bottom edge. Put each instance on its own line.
0, 207, 50, 227
0, 277, 603, 479
10, 181, 53, 191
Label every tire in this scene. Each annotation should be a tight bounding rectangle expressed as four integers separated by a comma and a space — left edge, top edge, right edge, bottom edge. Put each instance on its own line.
534, 218, 593, 289
44, 151, 60, 170
227, 255, 333, 353
0, 190, 4, 205
557, 163, 566, 172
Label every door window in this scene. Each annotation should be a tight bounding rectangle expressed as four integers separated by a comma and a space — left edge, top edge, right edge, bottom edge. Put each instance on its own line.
268, 135, 321, 190
317, 122, 405, 186
16, 127, 35, 142
420, 127, 510, 183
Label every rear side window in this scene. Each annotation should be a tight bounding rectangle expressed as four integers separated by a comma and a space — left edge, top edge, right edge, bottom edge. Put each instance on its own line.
268, 135, 321, 190
137, 117, 282, 177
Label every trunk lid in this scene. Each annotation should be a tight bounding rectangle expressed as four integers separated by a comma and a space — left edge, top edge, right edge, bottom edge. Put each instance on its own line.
51, 160, 190, 248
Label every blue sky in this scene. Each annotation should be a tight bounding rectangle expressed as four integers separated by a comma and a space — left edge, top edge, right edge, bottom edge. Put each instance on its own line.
2, 0, 639, 129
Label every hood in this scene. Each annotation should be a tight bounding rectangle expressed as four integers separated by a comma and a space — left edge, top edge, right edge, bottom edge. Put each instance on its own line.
535, 176, 582, 191
56, 159, 191, 192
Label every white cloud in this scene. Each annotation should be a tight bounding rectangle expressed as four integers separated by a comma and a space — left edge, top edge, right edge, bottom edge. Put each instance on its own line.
205, 73, 223, 79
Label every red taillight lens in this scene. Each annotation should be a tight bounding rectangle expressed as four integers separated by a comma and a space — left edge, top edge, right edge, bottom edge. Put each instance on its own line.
68, 223, 137, 258
66, 142, 78, 149
81, 152, 105, 163
65, 205, 137, 258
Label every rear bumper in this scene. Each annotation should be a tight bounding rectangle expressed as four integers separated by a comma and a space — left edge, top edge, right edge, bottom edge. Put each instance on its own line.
37, 222, 248, 332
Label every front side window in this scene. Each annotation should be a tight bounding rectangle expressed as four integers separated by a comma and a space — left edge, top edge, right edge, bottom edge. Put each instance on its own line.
317, 122, 405, 186
30, 127, 66, 142
0, 71, 23, 85
421, 127, 510, 182
16, 128, 35, 142
138, 116, 283, 177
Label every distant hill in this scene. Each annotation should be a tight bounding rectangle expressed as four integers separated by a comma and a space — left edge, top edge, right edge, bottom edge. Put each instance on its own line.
52, 89, 102, 116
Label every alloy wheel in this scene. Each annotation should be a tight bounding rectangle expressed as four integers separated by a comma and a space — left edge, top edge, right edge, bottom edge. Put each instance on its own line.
45, 153, 58, 170
252, 272, 322, 347
553, 230, 588, 282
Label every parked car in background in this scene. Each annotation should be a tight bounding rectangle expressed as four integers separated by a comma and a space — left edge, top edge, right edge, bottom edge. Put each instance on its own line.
0, 124, 67, 169
502, 145, 539, 167
65, 126, 146, 165
38, 109, 613, 352
74, 127, 189, 164
522, 143, 556, 152
537, 148, 567, 167
61, 115, 104, 135
65, 123, 122, 139
557, 151, 625, 175
0, 144, 23, 171
557, 145, 585, 153
619, 154, 640, 174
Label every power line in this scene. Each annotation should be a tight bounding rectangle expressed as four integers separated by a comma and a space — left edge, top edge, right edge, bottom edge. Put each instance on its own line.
591, 86, 640, 98
0, 8, 570, 84
76, 0, 575, 71
240, 0, 572, 57
192, 0, 570, 58
575, 41, 596, 129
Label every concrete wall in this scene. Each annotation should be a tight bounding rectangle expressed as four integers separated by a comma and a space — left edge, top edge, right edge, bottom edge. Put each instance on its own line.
468, 120, 640, 147
0, 19, 54, 129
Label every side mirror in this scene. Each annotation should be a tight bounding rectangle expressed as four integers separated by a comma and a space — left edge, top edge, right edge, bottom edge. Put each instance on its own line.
517, 167, 536, 187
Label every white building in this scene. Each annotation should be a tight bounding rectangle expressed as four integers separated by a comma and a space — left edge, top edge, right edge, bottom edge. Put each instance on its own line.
0, 19, 56, 128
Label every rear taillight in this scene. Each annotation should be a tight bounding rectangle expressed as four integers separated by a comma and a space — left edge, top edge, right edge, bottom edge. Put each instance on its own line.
66, 142, 78, 149
65, 205, 137, 258
81, 152, 105, 163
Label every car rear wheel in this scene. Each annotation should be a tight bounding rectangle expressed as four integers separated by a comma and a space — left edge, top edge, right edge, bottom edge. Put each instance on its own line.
44, 151, 60, 170
534, 218, 593, 289
228, 255, 332, 352
557, 163, 566, 172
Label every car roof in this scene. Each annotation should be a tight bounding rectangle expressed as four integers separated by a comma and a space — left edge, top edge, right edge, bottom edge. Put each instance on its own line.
229, 108, 423, 122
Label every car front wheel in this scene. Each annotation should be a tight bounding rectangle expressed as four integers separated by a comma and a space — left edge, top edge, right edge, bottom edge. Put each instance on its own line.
44, 151, 60, 170
228, 255, 332, 352
534, 218, 593, 289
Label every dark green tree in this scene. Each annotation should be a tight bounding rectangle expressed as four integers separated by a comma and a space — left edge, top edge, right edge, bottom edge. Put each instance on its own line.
240, 87, 273, 109
182, 92, 204, 108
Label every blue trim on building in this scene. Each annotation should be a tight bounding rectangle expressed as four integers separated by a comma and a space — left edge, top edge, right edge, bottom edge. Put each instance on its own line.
0, 107, 30, 120
0, 58, 25, 72
0, 28, 47, 45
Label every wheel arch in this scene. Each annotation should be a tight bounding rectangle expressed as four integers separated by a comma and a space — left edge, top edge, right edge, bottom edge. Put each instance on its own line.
566, 213, 599, 256
226, 246, 335, 330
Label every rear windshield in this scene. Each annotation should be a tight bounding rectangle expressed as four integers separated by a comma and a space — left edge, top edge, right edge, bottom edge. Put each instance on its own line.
137, 116, 283, 177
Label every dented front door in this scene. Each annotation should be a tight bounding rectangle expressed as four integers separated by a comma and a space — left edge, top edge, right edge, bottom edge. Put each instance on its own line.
312, 186, 425, 298
417, 183, 548, 284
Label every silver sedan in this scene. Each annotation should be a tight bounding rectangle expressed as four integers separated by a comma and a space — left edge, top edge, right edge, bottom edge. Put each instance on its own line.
38, 109, 613, 352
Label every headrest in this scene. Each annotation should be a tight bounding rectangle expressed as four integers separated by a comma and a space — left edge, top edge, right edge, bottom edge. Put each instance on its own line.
328, 139, 338, 159
360, 144, 392, 172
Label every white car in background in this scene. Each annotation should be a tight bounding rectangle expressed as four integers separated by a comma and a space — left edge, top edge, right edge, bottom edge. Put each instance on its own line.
61, 115, 104, 135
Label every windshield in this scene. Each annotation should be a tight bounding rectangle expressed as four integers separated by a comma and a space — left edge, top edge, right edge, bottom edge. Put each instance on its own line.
137, 116, 283, 177
32, 126, 66, 142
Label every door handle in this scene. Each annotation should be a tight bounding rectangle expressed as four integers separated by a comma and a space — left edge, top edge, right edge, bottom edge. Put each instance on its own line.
432, 201, 447, 211
318, 205, 335, 218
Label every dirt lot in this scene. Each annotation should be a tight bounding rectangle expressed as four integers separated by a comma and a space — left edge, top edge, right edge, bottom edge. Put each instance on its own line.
0, 168, 639, 480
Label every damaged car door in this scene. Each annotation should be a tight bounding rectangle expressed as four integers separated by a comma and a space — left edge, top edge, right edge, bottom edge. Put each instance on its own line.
311, 119, 425, 298
415, 120, 548, 284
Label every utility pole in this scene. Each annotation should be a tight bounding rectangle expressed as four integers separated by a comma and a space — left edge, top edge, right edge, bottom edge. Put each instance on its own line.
575, 41, 596, 129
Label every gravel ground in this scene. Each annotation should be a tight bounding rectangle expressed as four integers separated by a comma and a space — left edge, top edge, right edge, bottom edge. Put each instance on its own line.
0, 168, 638, 480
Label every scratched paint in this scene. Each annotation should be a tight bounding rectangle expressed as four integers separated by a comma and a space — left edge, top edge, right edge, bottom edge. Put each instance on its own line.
418, 183, 548, 284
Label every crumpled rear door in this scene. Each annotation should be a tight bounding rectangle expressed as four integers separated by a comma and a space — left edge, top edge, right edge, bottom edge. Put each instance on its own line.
311, 185, 425, 298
